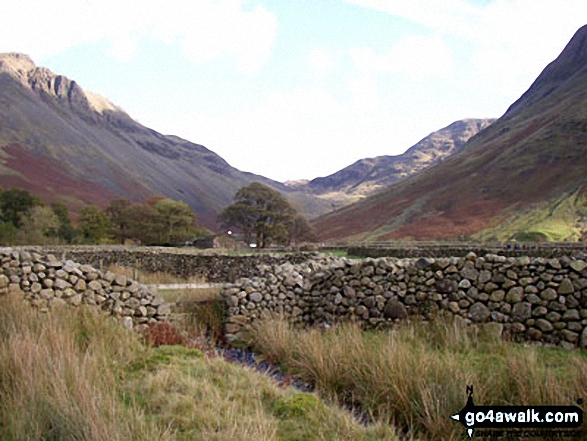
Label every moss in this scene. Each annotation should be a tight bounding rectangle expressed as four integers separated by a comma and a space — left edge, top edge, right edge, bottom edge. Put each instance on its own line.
273, 392, 324, 419
126, 345, 203, 373
154, 345, 204, 359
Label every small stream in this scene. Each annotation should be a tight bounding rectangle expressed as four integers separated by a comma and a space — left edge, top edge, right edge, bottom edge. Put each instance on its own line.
218, 346, 314, 392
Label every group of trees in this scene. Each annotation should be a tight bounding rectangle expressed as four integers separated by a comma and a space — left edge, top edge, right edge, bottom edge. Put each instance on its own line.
0, 187, 198, 246
219, 182, 316, 248
0, 188, 75, 245
102, 197, 198, 245
0, 183, 317, 249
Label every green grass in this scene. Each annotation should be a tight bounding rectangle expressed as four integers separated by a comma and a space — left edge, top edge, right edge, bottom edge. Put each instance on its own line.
247, 318, 587, 440
124, 345, 397, 441
319, 249, 363, 259
0, 293, 398, 440
473, 190, 587, 242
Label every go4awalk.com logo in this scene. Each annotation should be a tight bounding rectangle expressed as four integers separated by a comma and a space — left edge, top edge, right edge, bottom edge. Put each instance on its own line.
450, 386, 584, 439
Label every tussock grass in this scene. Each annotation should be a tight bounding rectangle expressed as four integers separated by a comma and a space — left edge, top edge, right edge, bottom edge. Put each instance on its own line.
0, 293, 398, 440
124, 345, 398, 441
0, 293, 168, 441
248, 318, 587, 440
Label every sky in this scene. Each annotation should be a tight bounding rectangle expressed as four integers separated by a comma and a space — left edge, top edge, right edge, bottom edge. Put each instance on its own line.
0, 1, 585, 182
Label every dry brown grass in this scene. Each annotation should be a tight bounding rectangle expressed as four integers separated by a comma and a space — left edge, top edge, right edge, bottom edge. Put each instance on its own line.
0, 292, 170, 441
248, 318, 587, 440
0, 292, 397, 440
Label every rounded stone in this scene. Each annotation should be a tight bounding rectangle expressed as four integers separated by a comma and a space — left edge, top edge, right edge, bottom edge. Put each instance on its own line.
511, 302, 532, 322
535, 318, 553, 332
506, 287, 524, 303
383, 301, 407, 320
468, 302, 490, 323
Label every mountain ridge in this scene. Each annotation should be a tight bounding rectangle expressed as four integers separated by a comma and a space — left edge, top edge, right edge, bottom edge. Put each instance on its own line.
298, 118, 494, 203
0, 53, 332, 228
313, 25, 587, 242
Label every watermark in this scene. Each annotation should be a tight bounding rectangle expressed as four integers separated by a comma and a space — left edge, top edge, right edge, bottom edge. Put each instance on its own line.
450, 386, 584, 438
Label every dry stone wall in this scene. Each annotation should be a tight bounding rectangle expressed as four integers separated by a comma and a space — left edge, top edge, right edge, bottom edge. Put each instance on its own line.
33, 246, 314, 282
348, 244, 587, 259
222, 253, 587, 350
0, 247, 170, 330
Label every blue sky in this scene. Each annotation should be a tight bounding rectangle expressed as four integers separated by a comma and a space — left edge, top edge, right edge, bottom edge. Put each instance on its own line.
1, 1, 585, 182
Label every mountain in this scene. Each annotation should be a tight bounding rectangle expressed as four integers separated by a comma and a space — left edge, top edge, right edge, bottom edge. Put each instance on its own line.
0, 53, 330, 229
294, 119, 493, 206
314, 25, 587, 243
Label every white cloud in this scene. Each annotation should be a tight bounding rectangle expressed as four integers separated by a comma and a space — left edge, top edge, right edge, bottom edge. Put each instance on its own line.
0, 0, 277, 73
308, 48, 338, 82
350, 35, 454, 80
347, 0, 586, 87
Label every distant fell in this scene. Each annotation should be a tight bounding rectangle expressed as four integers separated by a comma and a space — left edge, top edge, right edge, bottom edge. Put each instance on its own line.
297, 118, 493, 205
314, 25, 587, 243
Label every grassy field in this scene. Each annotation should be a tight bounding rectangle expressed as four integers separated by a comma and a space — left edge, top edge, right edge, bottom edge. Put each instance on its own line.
473, 190, 587, 242
247, 318, 587, 440
0, 293, 397, 441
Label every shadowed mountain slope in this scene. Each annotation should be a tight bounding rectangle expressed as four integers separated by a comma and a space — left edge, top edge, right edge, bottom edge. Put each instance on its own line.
314, 25, 587, 242
0, 53, 330, 229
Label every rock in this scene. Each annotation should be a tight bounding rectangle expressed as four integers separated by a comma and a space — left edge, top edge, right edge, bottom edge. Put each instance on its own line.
489, 290, 505, 302
121, 316, 134, 330
484, 282, 499, 293
505, 287, 524, 303
88, 280, 102, 291
527, 328, 542, 340
545, 312, 561, 323
40, 288, 54, 299
511, 302, 532, 322
151, 296, 166, 306
383, 301, 407, 320
458, 279, 471, 289
557, 279, 574, 294
562, 309, 580, 321
448, 302, 460, 313
580, 328, 587, 349
468, 302, 490, 323
435, 279, 458, 293
548, 259, 562, 270
570, 260, 587, 273
540, 288, 558, 301
69, 294, 83, 306
460, 262, 479, 281
478, 270, 492, 284
248, 292, 263, 303
53, 278, 70, 291
535, 319, 554, 332
560, 330, 578, 343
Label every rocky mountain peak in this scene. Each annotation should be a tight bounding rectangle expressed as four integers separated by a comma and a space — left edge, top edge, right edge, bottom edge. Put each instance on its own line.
0, 52, 37, 84
0, 52, 125, 117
